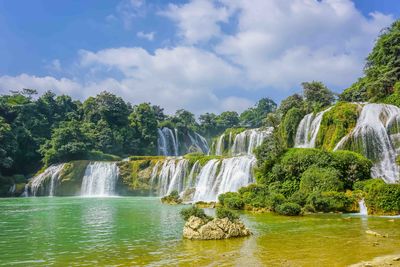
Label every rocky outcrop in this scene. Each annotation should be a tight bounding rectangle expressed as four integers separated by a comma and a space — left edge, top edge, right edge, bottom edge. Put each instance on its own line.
183, 216, 251, 240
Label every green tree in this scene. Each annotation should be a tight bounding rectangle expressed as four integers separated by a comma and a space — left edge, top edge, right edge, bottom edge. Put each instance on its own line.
240, 98, 277, 127
302, 81, 335, 112
129, 103, 158, 155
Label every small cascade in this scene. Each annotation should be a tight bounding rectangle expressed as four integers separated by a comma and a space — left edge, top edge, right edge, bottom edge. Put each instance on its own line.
157, 128, 179, 156
8, 184, 16, 194
157, 128, 209, 156
295, 108, 331, 148
156, 158, 190, 196
81, 162, 119, 197
187, 160, 200, 189
334, 103, 400, 183
29, 164, 65, 197
215, 134, 225, 156
21, 184, 29, 197
358, 199, 368, 216
192, 156, 256, 202
231, 128, 273, 156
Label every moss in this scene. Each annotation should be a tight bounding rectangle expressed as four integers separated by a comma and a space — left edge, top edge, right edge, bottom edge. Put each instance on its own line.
316, 102, 360, 151
117, 158, 162, 195
57, 160, 89, 196
183, 153, 222, 167
280, 107, 304, 147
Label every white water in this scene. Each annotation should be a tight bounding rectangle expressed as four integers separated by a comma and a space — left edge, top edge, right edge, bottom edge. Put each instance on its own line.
215, 134, 225, 156
295, 108, 331, 148
358, 199, 368, 216
334, 104, 400, 183
81, 162, 119, 197
29, 164, 65, 196
157, 128, 209, 156
215, 128, 273, 156
152, 155, 256, 202
157, 128, 179, 156
192, 156, 256, 202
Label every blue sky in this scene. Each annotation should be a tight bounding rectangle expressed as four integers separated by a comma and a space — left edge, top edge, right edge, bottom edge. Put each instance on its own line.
0, 0, 399, 114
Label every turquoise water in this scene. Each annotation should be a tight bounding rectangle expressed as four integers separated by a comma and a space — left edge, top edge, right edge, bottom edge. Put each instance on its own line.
0, 197, 399, 266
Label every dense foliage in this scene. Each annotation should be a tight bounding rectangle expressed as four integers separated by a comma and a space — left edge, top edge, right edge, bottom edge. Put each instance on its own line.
341, 20, 400, 103
180, 206, 212, 221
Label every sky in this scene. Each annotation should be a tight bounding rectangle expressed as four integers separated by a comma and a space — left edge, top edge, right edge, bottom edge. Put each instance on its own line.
0, 0, 399, 115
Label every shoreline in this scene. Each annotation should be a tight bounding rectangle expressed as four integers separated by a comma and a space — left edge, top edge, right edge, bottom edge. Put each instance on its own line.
349, 254, 400, 267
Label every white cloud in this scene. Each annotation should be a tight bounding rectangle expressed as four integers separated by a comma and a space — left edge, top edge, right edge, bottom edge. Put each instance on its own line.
137, 31, 155, 41
214, 0, 393, 90
0, 74, 83, 97
114, 0, 146, 29
160, 0, 231, 44
0, 0, 395, 115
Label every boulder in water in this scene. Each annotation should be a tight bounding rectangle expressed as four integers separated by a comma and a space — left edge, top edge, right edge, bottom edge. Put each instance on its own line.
183, 216, 251, 240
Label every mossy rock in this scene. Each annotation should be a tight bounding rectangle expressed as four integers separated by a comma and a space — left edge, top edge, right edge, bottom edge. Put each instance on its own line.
57, 160, 90, 196
316, 102, 360, 151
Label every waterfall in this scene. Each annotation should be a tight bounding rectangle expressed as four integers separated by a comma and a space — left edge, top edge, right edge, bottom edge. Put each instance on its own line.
187, 160, 200, 188
358, 199, 368, 216
295, 108, 331, 148
81, 162, 119, 197
29, 164, 65, 197
215, 134, 225, 156
157, 128, 179, 156
192, 156, 256, 202
21, 184, 29, 197
334, 103, 400, 183
156, 158, 190, 196
194, 132, 210, 154
231, 128, 273, 156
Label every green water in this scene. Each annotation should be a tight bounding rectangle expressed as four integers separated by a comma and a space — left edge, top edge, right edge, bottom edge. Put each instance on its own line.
0, 197, 399, 266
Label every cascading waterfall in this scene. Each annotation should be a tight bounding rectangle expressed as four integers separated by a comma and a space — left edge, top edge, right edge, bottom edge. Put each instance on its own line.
81, 162, 119, 197
215, 134, 225, 156
157, 128, 209, 156
334, 103, 400, 183
192, 156, 256, 202
157, 128, 179, 156
29, 164, 65, 197
358, 198, 368, 216
295, 108, 331, 148
151, 127, 273, 201
216, 128, 273, 156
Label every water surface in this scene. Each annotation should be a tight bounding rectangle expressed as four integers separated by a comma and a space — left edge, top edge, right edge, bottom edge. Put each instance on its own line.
0, 197, 399, 266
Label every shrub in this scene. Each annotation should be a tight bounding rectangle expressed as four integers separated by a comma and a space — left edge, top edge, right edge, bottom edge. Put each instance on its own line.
276, 202, 302, 216
306, 191, 354, 212
280, 107, 304, 147
180, 206, 211, 221
266, 193, 286, 211
365, 183, 400, 215
215, 207, 239, 221
331, 150, 372, 189
161, 190, 182, 204
289, 191, 308, 206
300, 167, 343, 193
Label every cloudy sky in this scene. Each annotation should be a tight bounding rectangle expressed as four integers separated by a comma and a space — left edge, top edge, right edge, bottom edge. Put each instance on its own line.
0, 0, 399, 115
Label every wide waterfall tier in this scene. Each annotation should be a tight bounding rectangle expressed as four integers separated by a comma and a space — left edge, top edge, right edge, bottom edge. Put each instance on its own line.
213, 128, 273, 156
81, 162, 119, 197
157, 127, 209, 156
150, 156, 256, 202
295, 108, 331, 148
334, 103, 400, 183
27, 164, 65, 197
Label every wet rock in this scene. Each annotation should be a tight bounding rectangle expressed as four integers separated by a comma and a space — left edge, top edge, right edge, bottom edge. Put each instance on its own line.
183, 216, 251, 240
366, 230, 387, 237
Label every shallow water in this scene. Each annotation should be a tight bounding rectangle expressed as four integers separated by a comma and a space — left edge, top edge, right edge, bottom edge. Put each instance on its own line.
0, 197, 399, 266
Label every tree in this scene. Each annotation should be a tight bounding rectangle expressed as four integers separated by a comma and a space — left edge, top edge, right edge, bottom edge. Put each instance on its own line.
341, 20, 400, 102
173, 109, 197, 129
278, 94, 304, 116
302, 81, 334, 112
129, 103, 158, 154
216, 111, 239, 129
40, 120, 91, 165
199, 112, 217, 137
240, 98, 277, 127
